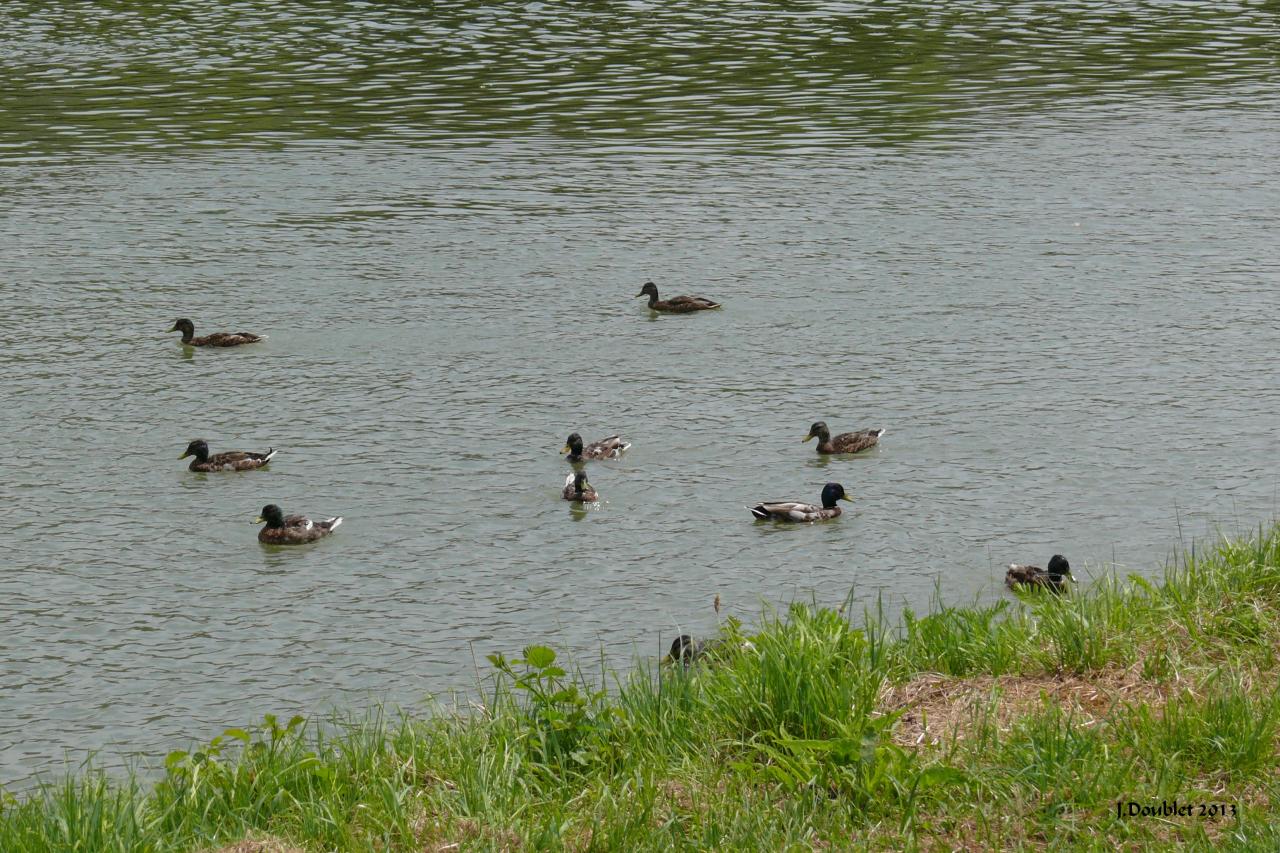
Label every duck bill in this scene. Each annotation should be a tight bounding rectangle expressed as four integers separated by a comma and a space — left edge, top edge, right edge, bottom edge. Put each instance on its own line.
802, 434, 814, 442
839, 495, 854, 502
178, 451, 191, 459
660, 654, 674, 667
635, 293, 647, 298
560, 444, 572, 454
253, 516, 266, 524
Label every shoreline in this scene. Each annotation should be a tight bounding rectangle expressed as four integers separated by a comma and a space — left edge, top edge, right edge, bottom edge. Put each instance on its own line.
5, 526, 1280, 850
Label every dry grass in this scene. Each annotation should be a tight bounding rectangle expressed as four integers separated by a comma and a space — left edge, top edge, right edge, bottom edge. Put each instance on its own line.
881, 665, 1175, 748
212, 835, 307, 853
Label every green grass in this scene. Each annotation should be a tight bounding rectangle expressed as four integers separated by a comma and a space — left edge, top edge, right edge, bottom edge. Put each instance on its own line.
7, 526, 1280, 851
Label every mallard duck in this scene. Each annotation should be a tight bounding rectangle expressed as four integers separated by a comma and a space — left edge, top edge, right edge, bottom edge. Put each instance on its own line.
562, 471, 599, 502
662, 635, 712, 666
636, 281, 721, 313
169, 318, 264, 347
562, 432, 631, 463
254, 504, 343, 545
1005, 555, 1074, 593
749, 482, 851, 522
179, 439, 276, 472
804, 421, 885, 454
661, 634, 755, 667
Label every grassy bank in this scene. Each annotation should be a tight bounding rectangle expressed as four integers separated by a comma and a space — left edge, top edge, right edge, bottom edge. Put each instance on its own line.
6, 529, 1280, 851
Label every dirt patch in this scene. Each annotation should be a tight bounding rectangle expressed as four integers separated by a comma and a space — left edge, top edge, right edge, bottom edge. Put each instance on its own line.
417, 815, 523, 852
213, 835, 307, 853
880, 666, 1174, 747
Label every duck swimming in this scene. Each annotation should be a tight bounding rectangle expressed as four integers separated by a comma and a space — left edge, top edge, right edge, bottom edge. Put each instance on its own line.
179, 439, 276, 472
636, 281, 721, 313
803, 421, 885, 454
562, 432, 631, 463
749, 482, 851, 522
1005, 555, 1074, 593
169, 318, 264, 347
254, 504, 343, 545
562, 470, 599, 502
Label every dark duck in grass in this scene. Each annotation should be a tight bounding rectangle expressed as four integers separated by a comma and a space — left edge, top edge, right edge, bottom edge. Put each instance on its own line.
803, 421, 885, 454
169, 318, 264, 347
636, 281, 721, 313
562, 470, 599, 502
180, 439, 276, 472
749, 482, 851, 523
562, 432, 631, 464
1005, 554, 1074, 593
663, 635, 710, 666
662, 634, 755, 667
254, 504, 343, 545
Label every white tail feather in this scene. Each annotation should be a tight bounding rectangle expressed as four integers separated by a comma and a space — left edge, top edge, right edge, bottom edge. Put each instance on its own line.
326, 516, 343, 531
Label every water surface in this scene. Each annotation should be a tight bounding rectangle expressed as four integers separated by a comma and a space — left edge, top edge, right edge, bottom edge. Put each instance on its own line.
2, 1, 1279, 786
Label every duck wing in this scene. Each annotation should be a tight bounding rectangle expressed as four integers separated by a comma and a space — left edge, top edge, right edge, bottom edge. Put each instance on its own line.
663, 295, 720, 311
749, 501, 832, 522
199, 331, 263, 347
1005, 564, 1048, 589
584, 435, 632, 459
204, 449, 276, 471
830, 428, 885, 453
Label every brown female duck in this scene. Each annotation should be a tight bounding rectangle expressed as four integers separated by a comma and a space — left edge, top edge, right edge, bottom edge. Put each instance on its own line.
803, 421, 885, 454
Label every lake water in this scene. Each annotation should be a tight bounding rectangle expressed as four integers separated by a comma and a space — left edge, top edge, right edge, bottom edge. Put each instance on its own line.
2, 0, 1278, 787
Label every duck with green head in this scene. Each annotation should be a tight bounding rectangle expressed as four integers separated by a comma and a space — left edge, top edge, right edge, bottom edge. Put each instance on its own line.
749, 482, 852, 522
562, 471, 599, 502
254, 504, 343, 545
180, 439, 276, 472
635, 281, 721, 313
169, 318, 265, 347
1006, 554, 1074, 593
562, 431, 631, 464
803, 421, 885, 454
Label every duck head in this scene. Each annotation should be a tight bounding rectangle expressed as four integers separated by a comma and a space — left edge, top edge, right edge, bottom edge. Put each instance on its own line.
803, 421, 831, 443
179, 439, 209, 461
562, 432, 584, 457
662, 634, 695, 666
636, 281, 660, 305
1047, 554, 1073, 580
254, 504, 285, 528
169, 318, 195, 343
572, 471, 591, 493
820, 482, 851, 509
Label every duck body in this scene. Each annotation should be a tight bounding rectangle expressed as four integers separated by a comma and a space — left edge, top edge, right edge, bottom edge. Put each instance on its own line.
563, 432, 631, 464
254, 504, 343, 545
750, 482, 851, 523
180, 439, 276, 472
804, 421, 885, 454
636, 281, 721, 313
562, 471, 599, 502
1005, 555, 1073, 593
170, 318, 264, 347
